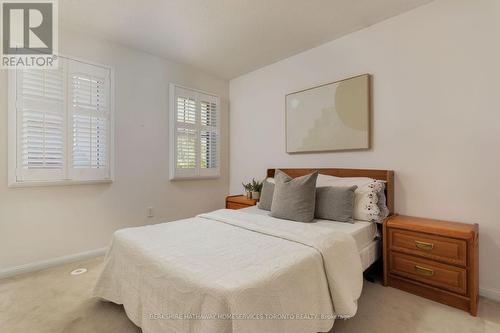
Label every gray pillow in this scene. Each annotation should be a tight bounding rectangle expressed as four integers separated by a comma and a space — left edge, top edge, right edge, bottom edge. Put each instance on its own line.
258, 180, 274, 211
270, 170, 318, 222
315, 186, 357, 223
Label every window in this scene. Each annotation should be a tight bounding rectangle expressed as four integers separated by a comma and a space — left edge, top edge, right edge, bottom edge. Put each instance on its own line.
169, 84, 220, 180
8, 56, 114, 186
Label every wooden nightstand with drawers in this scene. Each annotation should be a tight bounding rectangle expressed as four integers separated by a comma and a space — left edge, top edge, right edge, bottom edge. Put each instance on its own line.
383, 215, 479, 315
225, 195, 258, 210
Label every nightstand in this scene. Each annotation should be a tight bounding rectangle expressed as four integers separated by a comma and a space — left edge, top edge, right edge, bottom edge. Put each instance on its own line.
225, 195, 258, 210
383, 215, 479, 316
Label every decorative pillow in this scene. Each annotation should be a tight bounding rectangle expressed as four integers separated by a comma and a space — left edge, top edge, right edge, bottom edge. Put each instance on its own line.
353, 181, 381, 222
313, 175, 389, 223
257, 180, 275, 211
315, 186, 357, 223
376, 184, 390, 220
270, 170, 318, 222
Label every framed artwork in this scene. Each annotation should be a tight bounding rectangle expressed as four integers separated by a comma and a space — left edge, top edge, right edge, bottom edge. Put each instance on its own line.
285, 74, 370, 153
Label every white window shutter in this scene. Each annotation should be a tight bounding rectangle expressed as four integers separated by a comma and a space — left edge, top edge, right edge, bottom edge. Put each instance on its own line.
199, 95, 219, 177
176, 127, 197, 169
176, 94, 197, 171
170, 84, 220, 180
10, 56, 114, 186
171, 86, 198, 178
68, 61, 111, 181
177, 95, 197, 125
16, 65, 66, 181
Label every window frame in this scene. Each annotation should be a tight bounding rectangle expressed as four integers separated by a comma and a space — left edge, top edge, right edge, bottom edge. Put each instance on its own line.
169, 83, 220, 180
7, 54, 115, 188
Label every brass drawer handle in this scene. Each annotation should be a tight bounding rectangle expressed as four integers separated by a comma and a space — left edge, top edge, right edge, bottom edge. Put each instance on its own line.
415, 240, 434, 250
415, 265, 434, 276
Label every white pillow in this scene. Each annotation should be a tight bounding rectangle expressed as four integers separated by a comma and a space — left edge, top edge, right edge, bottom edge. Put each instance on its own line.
316, 174, 341, 186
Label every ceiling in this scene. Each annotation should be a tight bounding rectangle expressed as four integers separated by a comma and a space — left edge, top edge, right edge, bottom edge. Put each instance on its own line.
60, 0, 434, 79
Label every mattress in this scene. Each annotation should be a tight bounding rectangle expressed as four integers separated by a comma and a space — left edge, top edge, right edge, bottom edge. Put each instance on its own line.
239, 206, 379, 251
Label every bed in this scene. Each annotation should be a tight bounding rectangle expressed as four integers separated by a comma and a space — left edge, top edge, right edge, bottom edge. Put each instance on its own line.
239, 205, 381, 271
93, 168, 394, 333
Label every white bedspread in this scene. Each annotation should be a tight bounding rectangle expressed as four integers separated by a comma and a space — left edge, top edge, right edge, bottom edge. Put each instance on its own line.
93, 209, 363, 333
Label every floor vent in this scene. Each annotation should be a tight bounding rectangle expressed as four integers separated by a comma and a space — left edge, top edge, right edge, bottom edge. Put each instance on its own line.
70, 268, 88, 276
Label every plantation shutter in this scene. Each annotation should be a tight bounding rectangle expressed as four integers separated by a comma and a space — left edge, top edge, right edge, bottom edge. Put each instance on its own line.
11, 56, 113, 185
68, 61, 111, 180
16, 65, 66, 181
170, 85, 220, 179
172, 87, 198, 178
199, 95, 219, 177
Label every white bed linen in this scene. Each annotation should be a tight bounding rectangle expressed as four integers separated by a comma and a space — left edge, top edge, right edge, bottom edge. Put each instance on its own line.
240, 206, 381, 271
359, 240, 380, 271
93, 209, 363, 333
239, 205, 379, 250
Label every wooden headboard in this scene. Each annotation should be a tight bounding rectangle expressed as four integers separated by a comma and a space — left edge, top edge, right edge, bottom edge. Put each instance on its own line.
267, 168, 395, 216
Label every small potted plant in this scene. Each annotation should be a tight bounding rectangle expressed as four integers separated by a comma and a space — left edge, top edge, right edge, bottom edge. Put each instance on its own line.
250, 179, 263, 200
242, 181, 253, 198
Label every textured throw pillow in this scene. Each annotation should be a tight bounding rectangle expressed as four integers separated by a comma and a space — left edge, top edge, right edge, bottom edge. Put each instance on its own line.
376, 183, 390, 220
270, 170, 318, 222
354, 180, 387, 222
315, 186, 357, 223
257, 179, 275, 211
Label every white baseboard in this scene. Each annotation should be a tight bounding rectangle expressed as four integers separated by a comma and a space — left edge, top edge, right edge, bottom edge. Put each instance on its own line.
0, 247, 107, 279
480, 287, 500, 302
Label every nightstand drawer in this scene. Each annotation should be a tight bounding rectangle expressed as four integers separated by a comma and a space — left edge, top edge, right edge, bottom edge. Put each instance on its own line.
389, 252, 467, 295
227, 202, 251, 210
389, 229, 467, 266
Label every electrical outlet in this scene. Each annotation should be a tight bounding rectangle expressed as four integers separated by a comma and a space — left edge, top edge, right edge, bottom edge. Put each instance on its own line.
147, 207, 154, 218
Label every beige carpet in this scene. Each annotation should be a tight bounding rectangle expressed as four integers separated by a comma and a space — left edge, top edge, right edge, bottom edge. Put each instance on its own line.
1, 257, 499, 333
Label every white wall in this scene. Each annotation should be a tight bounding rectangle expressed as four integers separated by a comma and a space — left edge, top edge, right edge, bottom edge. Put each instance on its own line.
0, 27, 229, 271
229, 0, 500, 298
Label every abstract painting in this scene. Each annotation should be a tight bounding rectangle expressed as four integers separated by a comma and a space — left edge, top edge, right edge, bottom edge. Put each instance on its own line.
286, 74, 370, 153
